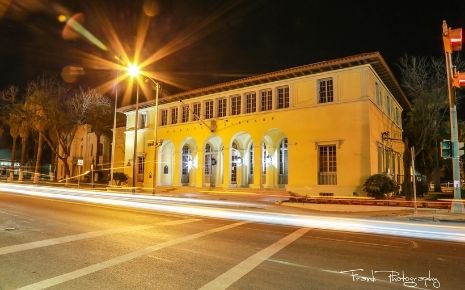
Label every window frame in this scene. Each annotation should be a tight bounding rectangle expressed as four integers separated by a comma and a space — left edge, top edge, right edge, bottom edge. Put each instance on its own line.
318, 78, 334, 104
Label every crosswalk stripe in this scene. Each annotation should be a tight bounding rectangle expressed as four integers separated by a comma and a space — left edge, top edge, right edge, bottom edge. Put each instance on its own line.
0, 218, 200, 256
199, 227, 310, 290
16, 221, 247, 290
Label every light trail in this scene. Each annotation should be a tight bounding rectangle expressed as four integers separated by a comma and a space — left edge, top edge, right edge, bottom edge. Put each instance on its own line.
1, 183, 465, 243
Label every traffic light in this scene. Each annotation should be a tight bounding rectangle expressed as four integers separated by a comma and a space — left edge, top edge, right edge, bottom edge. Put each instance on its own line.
443, 27, 463, 52
459, 142, 465, 157
453, 72, 465, 88
441, 140, 452, 159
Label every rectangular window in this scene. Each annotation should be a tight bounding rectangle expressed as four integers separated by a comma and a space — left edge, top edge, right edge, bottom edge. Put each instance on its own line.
318, 78, 334, 103
137, 156, 145, 174
375, 82, 381, 106
192, 102, 201, 120
260, 89, 272, 111
394, 107, 399, 125
205, 100, 213, 119
171, 107, 178, 124
161, 109, 168, 126
377, 145, 383, 173
181, 105, 189, 123
387, 96, 392, 117
318, 145, 337, 185
138, 112, 147, 129
245, 92, 256, 113
397, 107, 402, 125
217, 98, 227, 117
277, 86, 289, 109
231, 95, 241, 115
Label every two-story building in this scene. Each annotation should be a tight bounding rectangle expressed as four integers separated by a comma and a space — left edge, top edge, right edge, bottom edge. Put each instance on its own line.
118, 52, 410, 196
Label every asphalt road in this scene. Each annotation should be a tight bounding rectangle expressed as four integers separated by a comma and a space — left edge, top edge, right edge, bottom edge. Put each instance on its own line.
1, 192, 464, 290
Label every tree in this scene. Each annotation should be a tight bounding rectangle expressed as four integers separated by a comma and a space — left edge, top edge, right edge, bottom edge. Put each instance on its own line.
86, 101, 113, 176
24, 77, 55, 183
47, 88, 111, 181
7, 107, 21, 181
0, 85, 19, 181
398, 55, 459, 197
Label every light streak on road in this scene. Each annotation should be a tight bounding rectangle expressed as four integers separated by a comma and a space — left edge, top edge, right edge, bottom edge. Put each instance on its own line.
1, 183, 465, 243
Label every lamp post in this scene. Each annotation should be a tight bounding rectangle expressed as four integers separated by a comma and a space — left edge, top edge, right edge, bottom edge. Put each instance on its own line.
128, 64, 140, 194
110, 69, 119, 185
144, 77, 160, 195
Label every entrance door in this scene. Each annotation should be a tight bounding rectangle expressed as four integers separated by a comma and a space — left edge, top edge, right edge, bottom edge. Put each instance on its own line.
181, 145, 191, 185
278, 138, 288, 185
231, 142, 239, 185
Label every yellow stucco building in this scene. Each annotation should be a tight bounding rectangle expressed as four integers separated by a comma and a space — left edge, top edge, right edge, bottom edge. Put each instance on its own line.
118, 52, 410, 196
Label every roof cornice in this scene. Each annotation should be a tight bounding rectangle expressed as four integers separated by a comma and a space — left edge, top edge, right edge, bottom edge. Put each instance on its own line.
119, 52, 411, 112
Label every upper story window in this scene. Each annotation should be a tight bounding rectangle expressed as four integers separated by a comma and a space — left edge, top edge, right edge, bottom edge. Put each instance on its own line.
318, 78, 333, 103
277, 86, 289, 109
138, 112, 147, 129
205, 100, 214, 119
231, 95, 241, 115
260, 89, 272, 111
217, 98, 227, 117
245, 92, 256, 113
181, 105, 189, 123
387, 96, 392, 117
192, 102, 201, 121
375, 82, 381, 106
171, 107, 178, 124
161, 109, 168, 126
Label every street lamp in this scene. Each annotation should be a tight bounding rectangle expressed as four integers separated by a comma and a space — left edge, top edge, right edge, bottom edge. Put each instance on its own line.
144, 77, 160, 195
128, 63, 140, 194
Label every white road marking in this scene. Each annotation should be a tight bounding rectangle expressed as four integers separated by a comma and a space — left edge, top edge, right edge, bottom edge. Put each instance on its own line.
199, 227, 309, 290
16, 221, 247, 290
0, 218, 200, 256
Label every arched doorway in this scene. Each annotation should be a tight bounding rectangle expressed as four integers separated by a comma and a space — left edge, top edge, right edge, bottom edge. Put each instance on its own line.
278, 138, 288, 186
181, 144, 192, 185
231, 141, 240, 185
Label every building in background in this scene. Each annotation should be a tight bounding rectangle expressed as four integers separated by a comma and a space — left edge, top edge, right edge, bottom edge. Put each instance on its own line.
118, 52, 409, 196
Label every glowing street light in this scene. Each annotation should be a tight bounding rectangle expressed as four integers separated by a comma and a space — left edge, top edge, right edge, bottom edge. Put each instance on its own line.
127, 64, 140, 77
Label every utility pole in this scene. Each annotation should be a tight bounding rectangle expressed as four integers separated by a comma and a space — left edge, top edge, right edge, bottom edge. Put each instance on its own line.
442, 20, 464, 213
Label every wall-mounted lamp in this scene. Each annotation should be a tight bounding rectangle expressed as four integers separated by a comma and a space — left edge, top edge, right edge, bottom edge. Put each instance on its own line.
381, 131, 390, 141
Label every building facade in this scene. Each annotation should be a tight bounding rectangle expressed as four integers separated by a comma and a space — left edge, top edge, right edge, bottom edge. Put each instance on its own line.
57, 124, 112, 182
119, 52, 410, 196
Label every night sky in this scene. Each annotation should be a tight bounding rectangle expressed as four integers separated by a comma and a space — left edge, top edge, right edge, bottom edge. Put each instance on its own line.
2, 0, 465, 105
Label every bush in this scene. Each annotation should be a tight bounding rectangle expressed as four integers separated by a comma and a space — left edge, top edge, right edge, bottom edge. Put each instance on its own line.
363, 174, 397, 199
113, 172, 128, 186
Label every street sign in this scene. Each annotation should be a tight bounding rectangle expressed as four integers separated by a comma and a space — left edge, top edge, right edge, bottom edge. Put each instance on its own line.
77, 159, 84, 166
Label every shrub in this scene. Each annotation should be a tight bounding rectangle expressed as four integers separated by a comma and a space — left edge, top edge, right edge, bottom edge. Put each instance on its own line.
363, 174, 397, 199
113, 172, 128, 186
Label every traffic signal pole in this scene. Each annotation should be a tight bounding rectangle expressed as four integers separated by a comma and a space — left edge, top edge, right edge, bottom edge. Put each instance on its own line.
443, 20, 464, 213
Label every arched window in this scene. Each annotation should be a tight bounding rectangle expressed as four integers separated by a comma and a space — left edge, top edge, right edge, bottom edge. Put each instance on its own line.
163, 165, 169, 174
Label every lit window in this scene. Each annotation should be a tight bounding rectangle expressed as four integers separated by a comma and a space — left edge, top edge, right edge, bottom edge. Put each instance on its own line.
318, 78, 333, 103
318, 145, 337, 185
260, 89, 272, 111
161, 109, 168, 126
231, 95, 241, 115
181, 105, 189, 123
192, 103, 201, 121
217, 98, 227, 117
171, 107, 178, 124
277, 86, 289, 109
205, 100, 213, 119
245, 92, 256, 113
